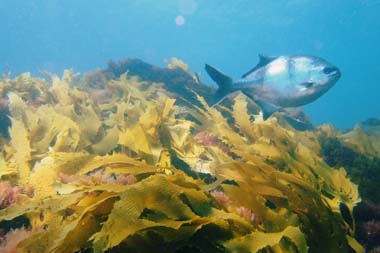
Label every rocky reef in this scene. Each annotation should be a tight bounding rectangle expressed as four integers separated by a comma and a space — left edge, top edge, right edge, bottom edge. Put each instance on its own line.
0, 58, 378, 253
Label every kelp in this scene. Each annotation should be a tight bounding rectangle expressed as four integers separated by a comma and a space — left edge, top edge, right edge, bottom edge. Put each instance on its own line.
0, 67, 364, 253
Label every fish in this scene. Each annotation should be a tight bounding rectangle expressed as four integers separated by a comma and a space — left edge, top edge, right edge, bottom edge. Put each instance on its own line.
205, 54, 341, 119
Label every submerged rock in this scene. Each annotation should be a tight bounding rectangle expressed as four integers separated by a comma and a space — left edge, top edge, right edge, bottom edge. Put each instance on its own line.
362, 118, 380, 127
319, 122, 380, 251
339, 119, 380, 158
100, 58, 215, 107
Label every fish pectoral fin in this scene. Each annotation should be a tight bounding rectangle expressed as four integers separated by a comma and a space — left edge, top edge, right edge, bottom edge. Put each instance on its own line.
254, 98, 280, 120
300, 81, 314, 88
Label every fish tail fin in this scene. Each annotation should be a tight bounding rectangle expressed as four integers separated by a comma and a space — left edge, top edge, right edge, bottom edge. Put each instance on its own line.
205, 64, 233, 93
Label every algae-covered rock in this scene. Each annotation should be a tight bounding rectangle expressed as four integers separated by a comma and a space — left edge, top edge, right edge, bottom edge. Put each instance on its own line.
319, 119, 380, 252
339, 120, 380, 158
0, 59, 369, 253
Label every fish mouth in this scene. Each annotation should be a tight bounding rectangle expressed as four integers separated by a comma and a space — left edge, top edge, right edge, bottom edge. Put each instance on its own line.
324, 66, 341, 80
332, 68, 341, 79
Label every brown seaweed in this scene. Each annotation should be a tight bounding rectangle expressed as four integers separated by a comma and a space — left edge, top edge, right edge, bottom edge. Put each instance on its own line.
0, 60, 367, 253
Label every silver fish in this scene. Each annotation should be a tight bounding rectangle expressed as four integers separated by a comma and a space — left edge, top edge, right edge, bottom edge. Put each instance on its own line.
205, 54, 341, 119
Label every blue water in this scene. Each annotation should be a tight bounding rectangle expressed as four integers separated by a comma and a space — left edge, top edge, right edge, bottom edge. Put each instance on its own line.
1, 0, 379, 129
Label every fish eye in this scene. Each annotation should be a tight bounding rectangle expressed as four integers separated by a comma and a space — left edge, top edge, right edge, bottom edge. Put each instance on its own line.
323, 67, 336, 75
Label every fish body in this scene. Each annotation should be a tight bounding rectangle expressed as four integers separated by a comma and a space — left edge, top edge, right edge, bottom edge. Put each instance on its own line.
205, 54, 341, 119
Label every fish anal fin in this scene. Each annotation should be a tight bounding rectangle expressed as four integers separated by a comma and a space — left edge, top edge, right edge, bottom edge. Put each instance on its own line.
241, 54, 278, 78
254, 98, 280, 120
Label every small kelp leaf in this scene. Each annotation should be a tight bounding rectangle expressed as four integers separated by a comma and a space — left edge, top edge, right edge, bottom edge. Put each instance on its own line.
166, 120, 194, 149
156, 149, 172, 168
0, 192, 84, 222
7, 92, 29, 123
118, 98, 175, 164
47, 152, 93, 175
29, 105, 81, 153
63, 103, 102, 148
346, 236, 365, 253
90, 126, 119, 155
49, 192, 117, 253
49, 70, 74, 106
28, 156, 58, 200
0, 152, 17, 177
322, 167, 360, 213
18, 215, 63, 253
216, 162, 285, 199
0, 145, 18, 178
193, 93, 247, 148
224, 226, 308, 253
77, 153, 157, 176
162, 98, 176, 118
8, 118, 32, 184
18, 192, 117, 253
231, 94, 255, 140
119, 124, 157, 157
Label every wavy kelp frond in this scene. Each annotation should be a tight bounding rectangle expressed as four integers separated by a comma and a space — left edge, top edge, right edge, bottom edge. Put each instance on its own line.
91, 174, 206, 252
0, 67, 365, 253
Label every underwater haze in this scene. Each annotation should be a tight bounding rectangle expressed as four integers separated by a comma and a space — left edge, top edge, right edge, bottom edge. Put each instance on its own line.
2, 1, 380, 253
1, 0, 379, 129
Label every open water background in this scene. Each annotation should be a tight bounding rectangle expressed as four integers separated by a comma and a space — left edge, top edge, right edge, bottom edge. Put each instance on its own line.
1, 0, 379, 129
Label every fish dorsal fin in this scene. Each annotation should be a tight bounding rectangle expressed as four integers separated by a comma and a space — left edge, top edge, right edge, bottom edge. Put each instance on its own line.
241, 54, 277, 78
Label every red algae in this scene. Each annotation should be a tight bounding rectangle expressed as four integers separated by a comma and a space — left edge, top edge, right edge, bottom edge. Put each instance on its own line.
0, 228, 31, 253
0, 182, 19, 210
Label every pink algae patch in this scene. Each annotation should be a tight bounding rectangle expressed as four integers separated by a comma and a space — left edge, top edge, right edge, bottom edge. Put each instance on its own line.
210, 190, 230, 208
0, 228, 31, 253
0, 181, 19, 210
59, 170, 137, 186
195, 131, 230, 153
